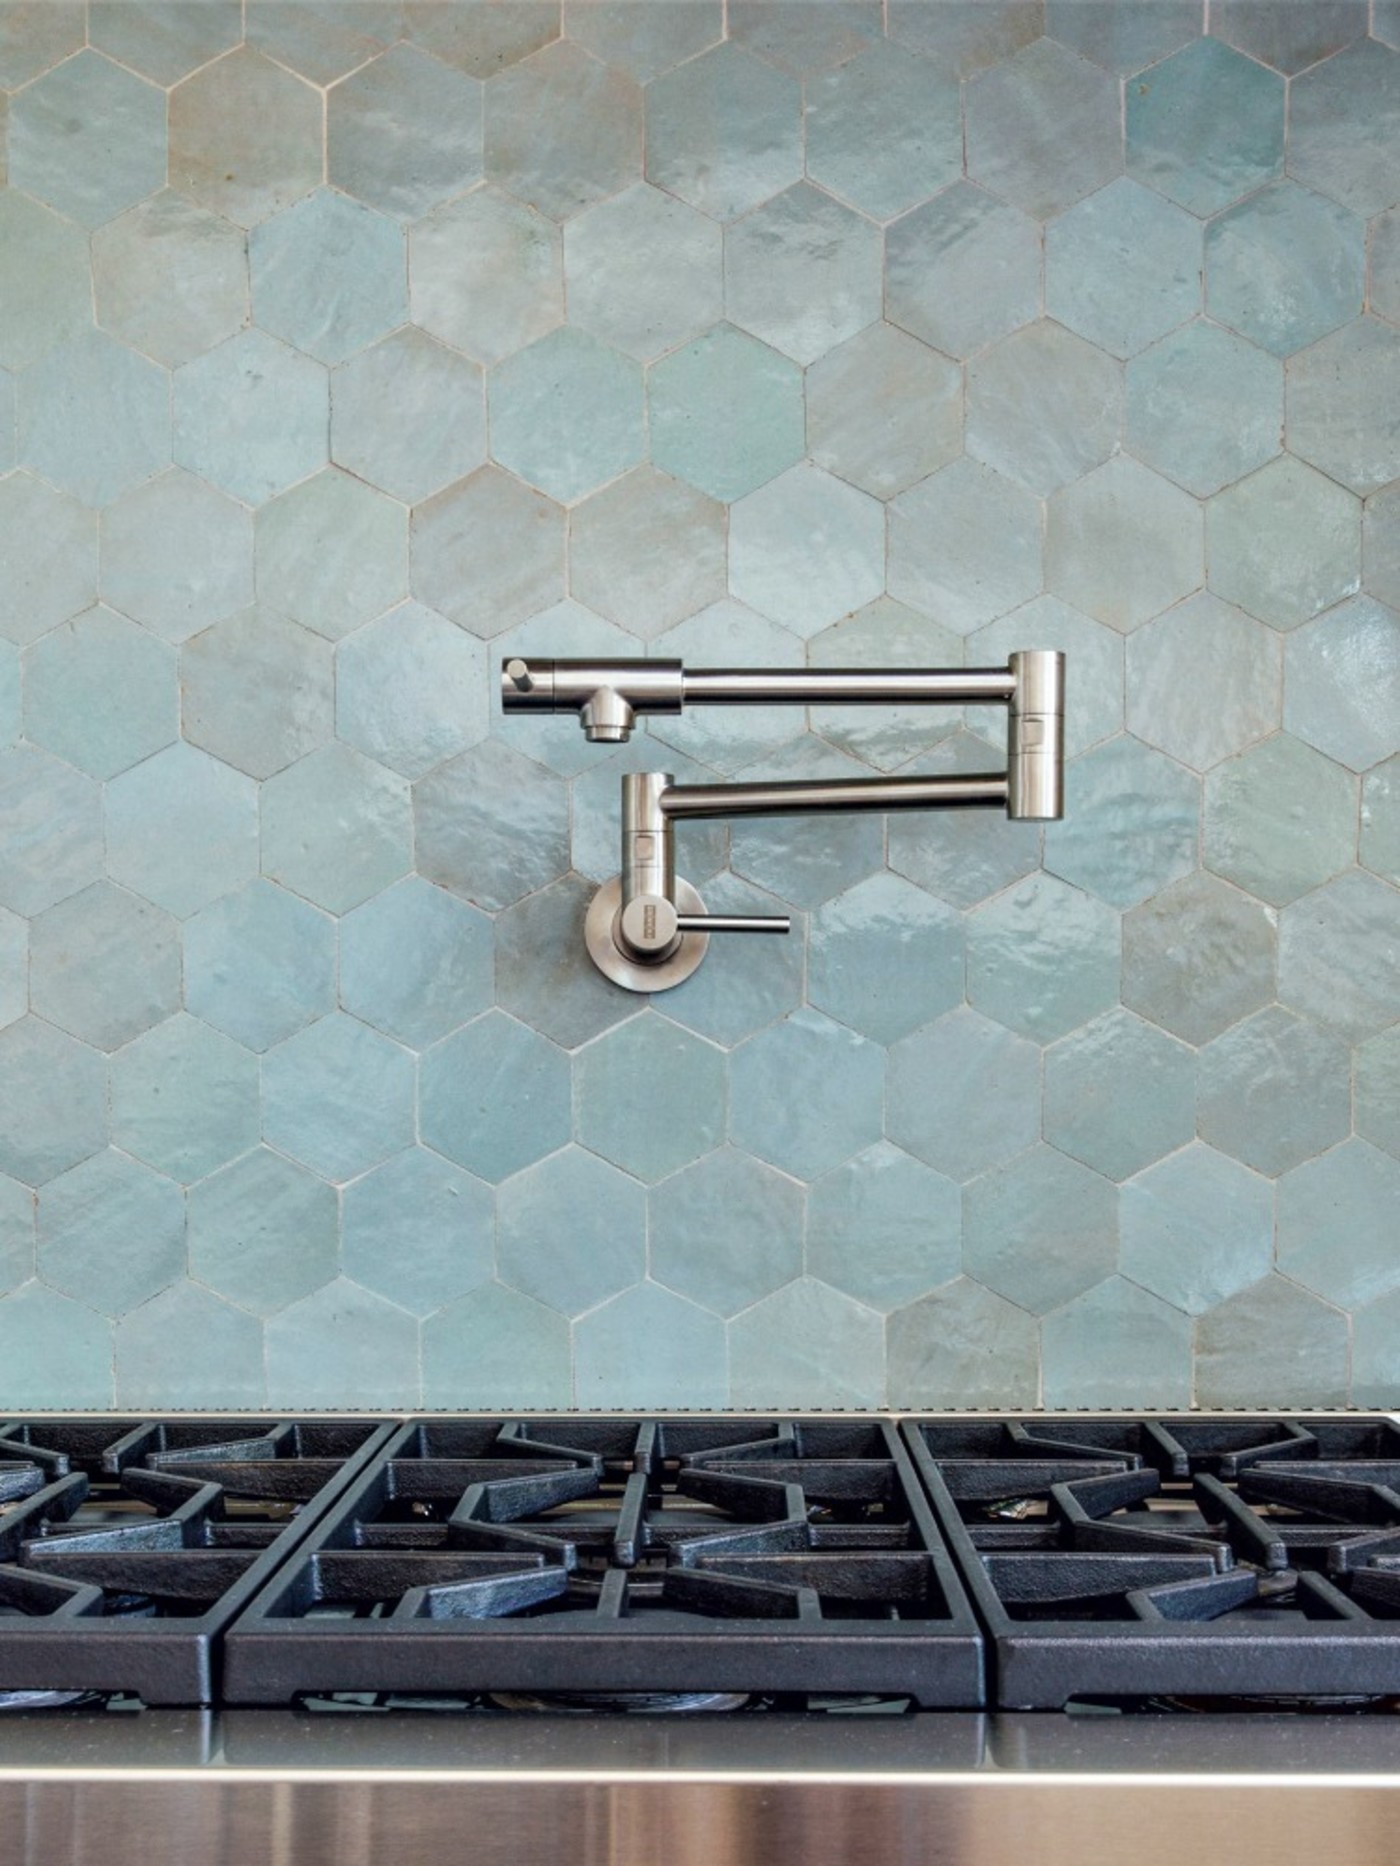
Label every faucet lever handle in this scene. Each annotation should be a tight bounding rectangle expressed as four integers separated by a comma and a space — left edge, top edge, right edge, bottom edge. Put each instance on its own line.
675, 913, 790, 936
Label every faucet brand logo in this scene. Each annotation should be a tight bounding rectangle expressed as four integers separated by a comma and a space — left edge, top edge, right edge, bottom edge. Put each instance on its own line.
643, 904, 657, 941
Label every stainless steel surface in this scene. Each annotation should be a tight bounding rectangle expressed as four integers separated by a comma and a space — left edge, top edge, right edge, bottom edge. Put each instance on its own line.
681, 666, 1019, 706
584, 875, 712, 992
1007, 648, 1066, 822
662, 773, 1012, 817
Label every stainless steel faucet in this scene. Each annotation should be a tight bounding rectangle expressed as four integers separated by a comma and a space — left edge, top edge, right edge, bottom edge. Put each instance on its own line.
501, 652, 1065, 991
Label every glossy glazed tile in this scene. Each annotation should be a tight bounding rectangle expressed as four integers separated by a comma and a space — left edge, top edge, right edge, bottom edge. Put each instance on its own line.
808, 872, 963, 1046
173, 330, 329, 508
648, 324, 805, 503
966, 870, 1121, 1043
1126, 321, 1282, 499
110, 1013, 259, 1185
185, 879, 336, 1053
414, 740, 569, 912
262, 1012, 416, 1183
726, 181, 881, 369
727, 735, 884, 908
1041, 1277, 1193, 1408
1206, 181, 1364, 358
1120, 1142, 1272, 1315
1288, 39, 1400, 216
89, 0, 243, 82
1043, 735, 1200, 909
886, 1007, 1040, 1184
570, 466, 725, 639
649, 602, 805, 775
341, 1147, 494, 1316
728, 1277, 884, 1409
489, 327, 644, 503
1363, 756, 1400, 886
261, 743, 413, 915
964, 1143, 1118, 1317
806, 1140, 960, 1312
0, 747, 102, 918
967, 321, 1122, 499
967, 37, 1121, 220
10, 51, 165, 231
419, 1011, 571, 1182
1046, 456, 1203, 632
19, 331, 170, 510
93, 192, 249, 371
1206, 456, 1361, 630
967, 597, 1125, 759
1046, 0, 1202, 73
1204, 733, 1357, 907
644, 41, 801, 221
421, 1282, 571, 1409
1212, 0, 1366, 73
730, 1007, 884, 1181
0, 1, 85, 89
187, 1146, 337, 1318
886, 182, 1040, 361
1284, 596, 1400, 771
410, 187, 563, 366
114, 1281, 265, 1410
341, 876, 493, 1050
337, 602, 487, 780
575, 1282, 728, 1409
1045, 178, 1202, 362
1197, 1004, 1352, 1176
0, 1283, 113, 1410
565, 184, 722, 363
37, 1149, 184, 1319
1125, 592, 1279, 771
889, 458, 1043, 636
24, 606, 178, 780
575, 1013, 727, 1186
886, 1277, 1039, 1409
496, 1144, 645, 1317
333, 330, 484, 508
1121, 870, 1275, 1045
1277, 1139, 1400, 1309
808, 324, 961, 503
30, 882, 180, 1052
169, 47, 321, 231
804, 39, 960, 222
1043, 1007, 1196, 1182
1287, 317, 1400, 496
247, 0, 403, 83
328, 44, 484, 221
567, 0, 721, 81
1126, 36, 1284, 217
411, 468, 565, 637
1277, 870, 1400, 1045
263, 1278, 421, 1411
100, 471, 254, 646
182, 606, 334, 780
486, 37, 640, 219
650, 1145, 803, 1318
0, 195, 91, 374
886, 730, 1043, 910
1356, 1026, 1400, 1160
729, 463, 882, 636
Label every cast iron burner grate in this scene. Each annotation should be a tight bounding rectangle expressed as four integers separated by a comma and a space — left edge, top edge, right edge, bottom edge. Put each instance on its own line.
221, 1418, 983, 1708
902, 1416, 1400, 1709
0, 1417, 393, 1705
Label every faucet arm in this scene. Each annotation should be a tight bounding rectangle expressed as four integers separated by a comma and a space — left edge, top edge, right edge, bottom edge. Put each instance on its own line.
661, 773, 1011, 821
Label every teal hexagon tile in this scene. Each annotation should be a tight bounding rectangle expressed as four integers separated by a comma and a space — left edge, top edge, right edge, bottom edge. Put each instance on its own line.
889, 460, 1043, 636
31, 882, 179, 1053
1375, 210, 1400, 327
1277, 1139, 1400, 1309
1127, 322, 1281, 498
970, 599, 1125, 760
887, 731, 1042, 910
1285, 597, 1400, 771
1367, 484, 1400, 613
729, 0, 880, 74
0, 194, 91, 374
341, 877, 493, 1050
251, 192, 406, 370
490, 329, 643, 504
265, 1278, 420, 1410
0, 376, 12, 474
1289, 41, 1400, 217
1121, 1142, 1272, 1315
0, 646, 16, 755
100, 471, 253, 646
410, 188, 563, 366
1046, 458, 1203, 632
1046, 0, 1202, 74
497, 1144, 644, 1316
1357, 1026, 1400, 1158
328, 44, 483, 221
725, 181, 881, 368
415, 740, 569, 910
887, 0, 1042, 76
422, 1280, 571, 1408
1287, 318, 1400, 496
0, 746, 101, 919
807, 1141, 959, 1311
565, 184, 722, 363
805, 41, 960, 223
887, 1007, 1040, 1183
404, 0, 560, 74
342, 1146, 493, 1317
645, 41, 800, 221
1379, 1, 1400, 48
1207, 457, 1360, 631
886, 183, 1041, 362
10, 51, 164, 230
967, 322, 1122, 501
1126, 36, 1283, 217
420, 1012, 571, 1181
1042, 1278, 1192, 1408
0, 1283, 113, 1409
115, 1280, 264, 1408
1045, 179, 1202, 361
174, 331, 329, 508
1279, 870, 1400, 1044
0, 909, 26, 1034
809, 600, 964, 771
1044, 737, 1199, 910
728, 737, 884, 910
1198, 1004, 1350, 1175
1213, 0, 1365, 72
568, 0, 720, 80
88, 0, 243, 82
0, 1173, 34, 1295
967, 38, 1121, 222
185, 879, 336, 1053
1126, 593, 1279, 771
729, 1278, 883, 1410
20, 331, 169, 509
170, 48, 322, 230
648, 325, 805, 503
887, 1277, 1038, 1408
967, 872, 1121, 1044
105, 743, 258, 920
262, 744, 412, 917
575, 1014, 727, 1186
662, 871, 805, 1048
570, 467, 725, 639
1363, 757, 1400, 886
338, 603, 486, 780
808, 324, 962, 502
0, 1018, 104, 1187
1205, 734, 1356, 906
0, 1, 84, 88
1198, 1275, 1348, 1407
335, 330, 484, 507
255, 471, 408, 644
649, 602, 805, 775
23, 607, 176, 781
247, 0, 403, 82
37, 1149, 182, 1318
486, 38, 639, 219
1122, 871, 1275, 1045
496, 875, 635, 1053
1044, 1007, 1195, 1182
93, 193, 249, 372
730, 1008, 883, 1181
729, 465, 883, 637
111, 1013, 258, 1184
1353, 1284, 1400, 1406
964, 1144, 1119, 1316
496, 602, 642, 778
264, 1013, 414, 1183
1205, 182, 1363, 358
183, 607, 334, 781
650, 1146, 803, 1317
576, 1281, 728, 1408
412, 468, 565, 638
809, 873, 963, 1046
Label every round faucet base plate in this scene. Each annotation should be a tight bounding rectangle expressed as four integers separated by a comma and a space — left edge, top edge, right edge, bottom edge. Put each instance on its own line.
586, 877, 708, 993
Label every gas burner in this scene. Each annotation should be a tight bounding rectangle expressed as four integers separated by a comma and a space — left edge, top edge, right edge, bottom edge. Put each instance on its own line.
487, 1689, 753, 1714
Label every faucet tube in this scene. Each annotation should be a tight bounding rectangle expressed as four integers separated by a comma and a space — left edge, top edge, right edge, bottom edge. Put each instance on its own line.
1006, 649, 1065, 821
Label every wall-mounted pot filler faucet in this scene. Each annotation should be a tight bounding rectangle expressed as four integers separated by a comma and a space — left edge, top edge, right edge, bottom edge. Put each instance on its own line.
501, 652, 1065, 991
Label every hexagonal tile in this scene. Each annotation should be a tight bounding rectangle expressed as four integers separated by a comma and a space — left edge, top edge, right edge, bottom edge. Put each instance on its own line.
728, 1, 880, 75
415, 740, 568, 911
100, 471, 253, 646
0, 1018, 104, 1187
328, 44, 483, 220
967, 871, 1121, 1043
411, 467, 565, 637
105, 741, 258, 919
1045, 179, 1202, 361
966, 1144, 1118, 1317
969, 598, 1126, 760
808, 323, 962, 502
0, 1171, 34, 1294
809, 600, 964, 771
1357, 1026, 1400, 1159
806, 1141, 959, 1311
115, 1281, 265, 1408
649, 602, 805, 776
0, 194, 91, 373
495, 872, 636, 1052
645, 41, 801, 221
888, 1278, 1039, 1409
255, 472, 407, 645
1047, 457, 1203, 632
648, 324, 805, 503
496, 601, 643, 779
1214, 0, 1365, 71
341, 877, 492, 1051
886, 183, 1040, 361
265, 1279, 420, 1410
1367, 483, 1400, 617
0, 746, 102, 917
565, 184, 721, 364
409, 187, 563, 366
88, 0, 242, 81
332, 330, 484, 508
490, 329, 644, 505
727, 735, 884, 910
809, 873, 963, 1045
1045, 0, 1202, 74
0, 1282, 113, 1409
1278, 1138, 1400, 1312
261, 744, 411, 916
575, 1015, 726, 1186
170, 47, 322, 230
889, 459, 1043, 636
1374, 209, 1400, 327
1198, 1004, 1351, 1176
730, 1008, 883, 1181
1042, 1278, 1192, 1408
93, 192, 249, 371
0, 909, 27, 1035
575, 1282, 727, 1409
887, 1007, 1041, 1183
336, 603, 486, 780
887, 0, 1043, 74
343, 1147, 493, 1317
649, 1146, 802, 1317
486, 38, 639, 218
38, 1151, 183, 1316
1207, 457, 1360, 631
1353, 1282, 1400, 1406
0, 1, 84, 87
24, 607, 176, 781
729, 464, 882, 636
251, 191, 405, 369
496, 1145, 645, 1317
570, 467, 724, 639
174, 330, 328, 507
10, 51, 164, 229
1289, 40, 1400, 217
263, 1013, 414, 1183
663, 872, 806, 1048
420, 1012, 571, 1182
1127, 37, 1283, 217
0, 373, 11, 476
569, 1, 720, 80
0, 475, 95, 648
1205, 734, 1356, 906
31, 883, 179, 1053
1127, 322, 1281, 498
185, 879, 336, 1053
1126, 593, 1279, 771
729, 1277, 884, 1410
1044, 1007, 1195, 1182
967, 322, 1122, 500
967, 38, 1121, 220
422, 1282, 571, 1410
726, 182, 881, 369
188, 1146, 337, 1318
1206, 182, 1364, 359
1285, 596, 1400, 772
1289, 316, 1400, 497
183, 606, 333, 780
1278, 870, 1400, 1044
20, 331, 169, 509
1121, 1142, 1272, 1316
804, 40, 960, 222
111, 1013, 258, 1184
1122, 871, 1275, 1045
1043, 736, 1200, 909
887, 730, 1043, 910
248, 0, 403, 81
1364, 755, 1400, 885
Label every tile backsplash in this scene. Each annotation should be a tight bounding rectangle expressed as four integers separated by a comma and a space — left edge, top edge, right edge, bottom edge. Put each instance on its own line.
0, 0, 1398, 1411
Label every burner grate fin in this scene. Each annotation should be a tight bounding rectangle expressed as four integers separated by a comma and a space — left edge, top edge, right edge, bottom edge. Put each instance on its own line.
24, 1478, 223, 1555
1192, 1473, 1290, 1571
1128, 1569, 1260, 1622
0, 1463, 43, 1504
674, 1468, 808, 1523
1344, 1567, 1400, 1615
0, 1435, 69, 1479
0, 1472, 88, 1560
612, 1471, 648, 1569
1240, 1467, 1400, 1524
940, 1457, 1133, 1501
17, 1548, 260, 1602
0, 1561, 104, 1618
393, 1564, 571, 1622
981, 1550, 1223, 1604
661, 1566, 811, 1620
1005, 1423, 1143, 1471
